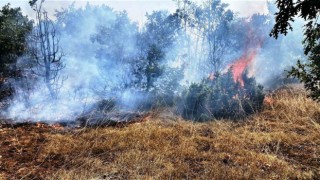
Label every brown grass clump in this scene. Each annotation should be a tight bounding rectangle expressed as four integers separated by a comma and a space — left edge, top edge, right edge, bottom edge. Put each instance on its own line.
0, 87, 319, 179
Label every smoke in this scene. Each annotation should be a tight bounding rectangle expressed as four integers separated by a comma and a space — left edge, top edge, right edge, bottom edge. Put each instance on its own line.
3, 1, 306, 122
5, 4, 141, 122
178, 2, 305, 89
252, 19, 305, 89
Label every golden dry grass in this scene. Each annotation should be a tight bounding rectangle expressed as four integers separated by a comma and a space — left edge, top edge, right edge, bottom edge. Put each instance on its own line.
1, 87, 320, 179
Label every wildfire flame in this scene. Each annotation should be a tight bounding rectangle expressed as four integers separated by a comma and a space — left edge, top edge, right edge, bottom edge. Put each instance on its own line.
209, 73, 215, 80
229, 49, 258, 86
228, 25, 263, 86
35, 122, 65, 130
208, 24, 263, 86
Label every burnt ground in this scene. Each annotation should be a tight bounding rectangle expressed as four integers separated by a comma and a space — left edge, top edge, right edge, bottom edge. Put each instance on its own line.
0, 122, 68, 179
0, 89, 319, 179
0, 116, 319, 179
0, 115, 149, 179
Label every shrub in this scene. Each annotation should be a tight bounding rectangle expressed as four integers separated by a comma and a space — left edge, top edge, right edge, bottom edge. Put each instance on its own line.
181, 83, 210, 121
180, 70, 265, 121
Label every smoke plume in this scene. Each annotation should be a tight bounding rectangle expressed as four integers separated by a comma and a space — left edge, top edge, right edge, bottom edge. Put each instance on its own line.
4, 1, 305, 122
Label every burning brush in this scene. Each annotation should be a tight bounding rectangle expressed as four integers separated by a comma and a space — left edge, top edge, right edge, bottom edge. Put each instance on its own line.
226, 26, 263, 86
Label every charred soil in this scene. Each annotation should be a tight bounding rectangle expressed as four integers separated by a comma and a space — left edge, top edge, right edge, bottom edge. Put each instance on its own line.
0, 87, 319, 179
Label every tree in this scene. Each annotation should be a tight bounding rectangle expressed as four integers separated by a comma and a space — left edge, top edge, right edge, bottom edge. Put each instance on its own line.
0, 4, 33, 79
181, 82, 209, 121
289, 43, 320, 101
144, 44, 164, 91
270, 0, 320, 101
201, 0, 234, 74
90, 9, 139, 90
173, 0, 235, 80
55, 4, 140, 93
28, 0, 64, 98
133, 11, 181, 92
0, 4, 33, 101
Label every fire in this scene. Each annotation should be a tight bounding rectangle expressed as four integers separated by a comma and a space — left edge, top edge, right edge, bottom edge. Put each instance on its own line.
263, 96, 276, 105
209, 73, 215, 80
228, 25, 263, 86
36, 122, 46, 128
51, 123, 65, 130
35, 122, 65, 130
230, 49, 257, 86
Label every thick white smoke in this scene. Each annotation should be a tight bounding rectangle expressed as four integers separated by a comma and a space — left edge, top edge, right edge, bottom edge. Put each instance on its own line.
5, 4, 140, 122
4, 1, 306, 122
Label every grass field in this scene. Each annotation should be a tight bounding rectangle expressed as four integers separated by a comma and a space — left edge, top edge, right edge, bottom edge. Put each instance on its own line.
1, 87, 319, 179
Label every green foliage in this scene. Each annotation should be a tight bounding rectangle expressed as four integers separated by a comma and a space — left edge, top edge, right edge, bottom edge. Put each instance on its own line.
271, 0, 319, 54
0, 4, 33, 101
149, 66, 184, 108
132, 44, 165, 92
132, 64, 185, 110
133, 11, 182, 92
180, 70, 265, 121
271, 0, 320, 101
289, 44, 320, 101
181, 82, 210, 121
144, 11, 181, 50
240, 71, 265, 114
145, 45, 164, 91
0, 4, 33, 78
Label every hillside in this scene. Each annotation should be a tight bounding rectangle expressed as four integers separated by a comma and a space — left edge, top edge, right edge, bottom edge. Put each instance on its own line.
0, 87, 319, 179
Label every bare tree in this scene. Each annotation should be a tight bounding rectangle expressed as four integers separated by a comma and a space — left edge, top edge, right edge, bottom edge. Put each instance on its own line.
28, 0, 64, 98
174, 0, 234, 77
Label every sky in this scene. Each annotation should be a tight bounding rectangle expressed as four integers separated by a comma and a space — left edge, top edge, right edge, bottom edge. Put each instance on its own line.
0, 0, 269, 25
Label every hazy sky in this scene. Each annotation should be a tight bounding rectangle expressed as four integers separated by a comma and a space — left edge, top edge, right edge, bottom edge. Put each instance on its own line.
0, 0, 269, 25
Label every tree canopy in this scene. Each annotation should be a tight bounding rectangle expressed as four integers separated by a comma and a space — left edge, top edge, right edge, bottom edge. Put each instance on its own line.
0, 4, 33, 78
271, 0, 320, 54
271, 0, 320, 101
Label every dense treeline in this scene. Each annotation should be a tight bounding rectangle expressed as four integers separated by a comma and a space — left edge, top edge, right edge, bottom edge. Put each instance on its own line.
0, 0, 311, 121
0, 4, 32, 101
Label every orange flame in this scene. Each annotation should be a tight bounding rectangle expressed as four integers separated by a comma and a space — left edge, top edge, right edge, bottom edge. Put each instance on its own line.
209, 73, 215, 80
230, 49, 257, 86
34, 122, 65, 130
228, 25, 263, 86
51, 123, 65, 130
208, 23, 264, 86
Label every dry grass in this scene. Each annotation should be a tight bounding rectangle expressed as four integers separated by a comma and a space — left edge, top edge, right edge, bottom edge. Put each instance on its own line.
1, 87, 320, 179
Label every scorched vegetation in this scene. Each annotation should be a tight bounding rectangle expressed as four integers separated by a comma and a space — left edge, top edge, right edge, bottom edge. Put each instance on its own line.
0, 87, 319, 179
0, 0, 319, 179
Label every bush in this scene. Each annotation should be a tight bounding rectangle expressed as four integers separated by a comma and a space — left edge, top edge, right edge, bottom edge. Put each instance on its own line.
289, 44, 320, 102
133, 90, 177, 111
181, 83, 210, 121
180, 70, 265, 121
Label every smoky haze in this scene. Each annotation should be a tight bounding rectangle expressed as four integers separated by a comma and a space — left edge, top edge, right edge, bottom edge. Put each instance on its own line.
3, 0, 305, 122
